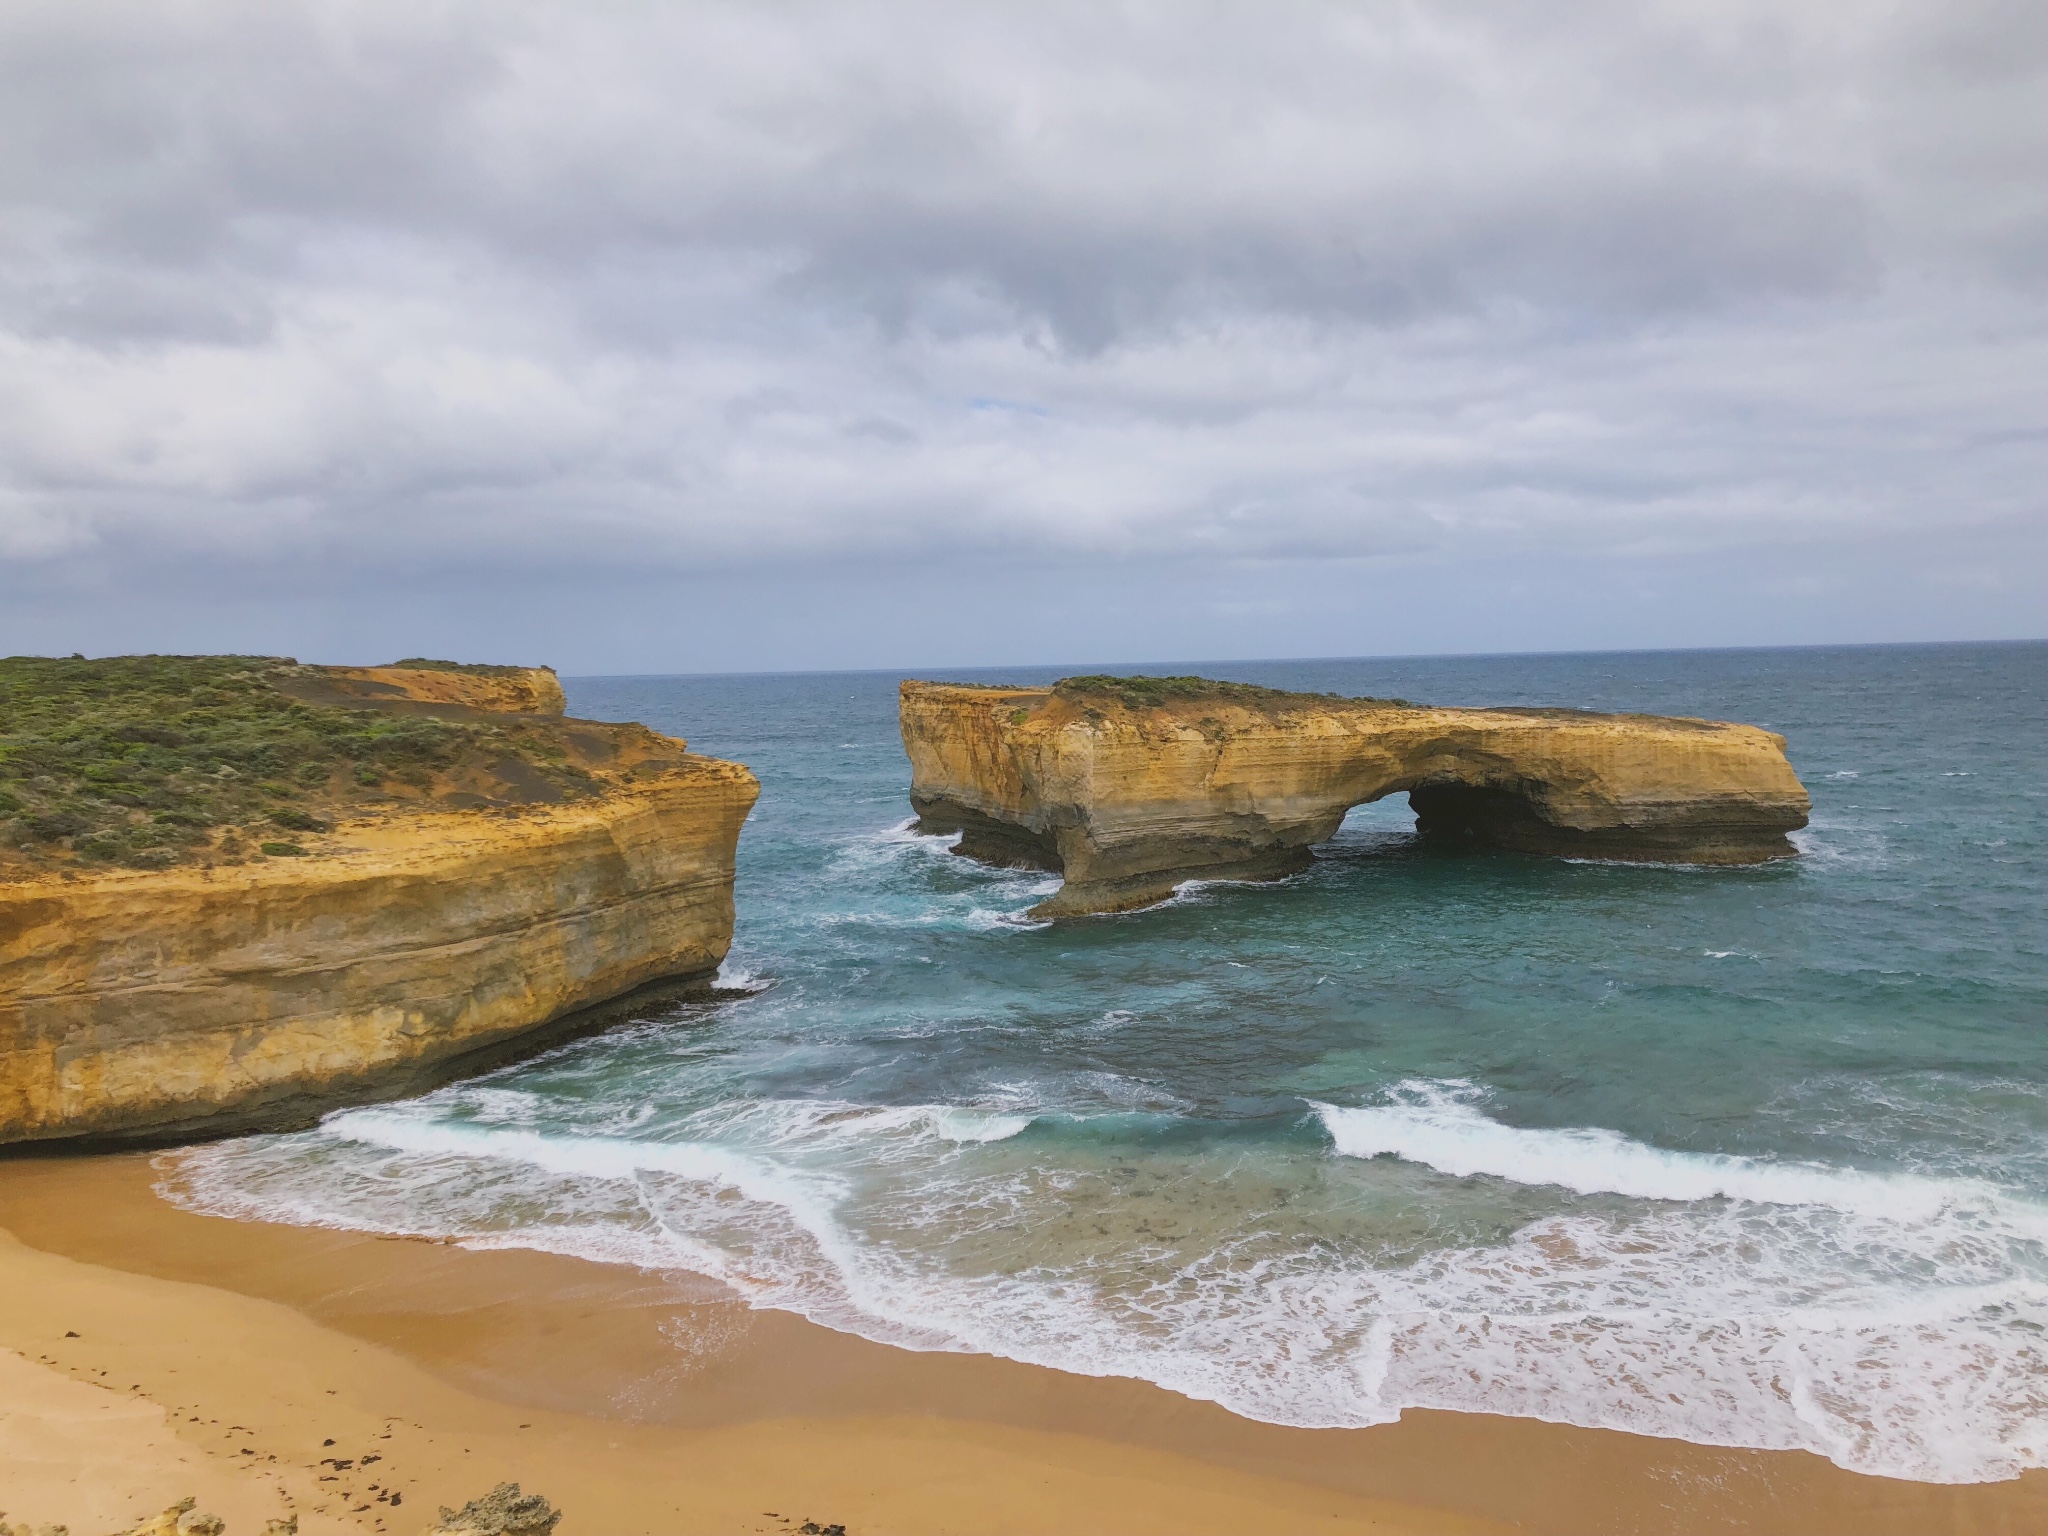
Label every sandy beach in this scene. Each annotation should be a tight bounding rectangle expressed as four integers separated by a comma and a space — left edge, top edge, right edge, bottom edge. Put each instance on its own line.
0, 1152, 2038, 1536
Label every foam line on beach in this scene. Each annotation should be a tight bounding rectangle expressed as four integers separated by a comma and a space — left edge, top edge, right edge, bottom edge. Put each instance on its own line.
165, 1091, 2048, 1486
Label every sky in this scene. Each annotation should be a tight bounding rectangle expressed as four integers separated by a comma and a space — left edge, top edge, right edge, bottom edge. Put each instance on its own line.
1, 0, 2042, 674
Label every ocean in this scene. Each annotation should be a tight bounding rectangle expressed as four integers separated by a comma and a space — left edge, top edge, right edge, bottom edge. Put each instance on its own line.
163, 641, 2047, 1484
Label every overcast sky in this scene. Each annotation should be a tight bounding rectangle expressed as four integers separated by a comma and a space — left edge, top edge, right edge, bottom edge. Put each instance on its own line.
2, 0, 2041, 673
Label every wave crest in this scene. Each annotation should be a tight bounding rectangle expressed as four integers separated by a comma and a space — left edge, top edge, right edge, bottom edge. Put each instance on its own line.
1312, 1081, 2043, 1230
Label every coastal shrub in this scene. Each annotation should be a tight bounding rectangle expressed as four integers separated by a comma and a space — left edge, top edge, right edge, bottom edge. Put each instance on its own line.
1052, 674, 1411, 711
0, 653, 612, 873
260, 841, 309, 857
1055, 674, 1320, 710
20, 809, 89, 841
388, 657, 534, 675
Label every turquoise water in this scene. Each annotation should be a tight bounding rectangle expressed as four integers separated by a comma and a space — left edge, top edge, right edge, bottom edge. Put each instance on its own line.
168, 642, 2048, 1483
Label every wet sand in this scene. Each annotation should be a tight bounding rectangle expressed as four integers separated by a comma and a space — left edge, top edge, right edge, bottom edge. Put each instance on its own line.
0, 1151, 2039, 1535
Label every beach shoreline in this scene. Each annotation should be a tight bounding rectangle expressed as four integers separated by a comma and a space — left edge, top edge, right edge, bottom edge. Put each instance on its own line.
0, 1151, 2038, 1535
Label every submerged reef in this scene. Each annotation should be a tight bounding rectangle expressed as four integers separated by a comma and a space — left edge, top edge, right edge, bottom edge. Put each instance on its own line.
902, 675, 1809, 915
0, 656, 757, 1145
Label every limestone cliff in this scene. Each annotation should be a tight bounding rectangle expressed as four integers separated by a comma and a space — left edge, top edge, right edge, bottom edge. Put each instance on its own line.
902, 677, 1809, 916
0, 659, 757, 1144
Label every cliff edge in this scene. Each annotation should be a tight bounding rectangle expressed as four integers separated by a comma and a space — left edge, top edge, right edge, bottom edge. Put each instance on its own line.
902, 676, 1809, 916
1, 656, 758, 1144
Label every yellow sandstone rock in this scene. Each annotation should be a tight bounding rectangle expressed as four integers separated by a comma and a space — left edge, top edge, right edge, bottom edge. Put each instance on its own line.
99, 1501, 289, 1536
112, 1498, 223, 1536
901, 678, 1809, 916
421, 1483, 559, 1536
0, 665, 757, 1145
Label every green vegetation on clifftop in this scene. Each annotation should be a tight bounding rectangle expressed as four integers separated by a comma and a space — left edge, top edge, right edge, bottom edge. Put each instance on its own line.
386, 657, 540, 675
0, 654, 601, 874
1052, 675, 1409, 710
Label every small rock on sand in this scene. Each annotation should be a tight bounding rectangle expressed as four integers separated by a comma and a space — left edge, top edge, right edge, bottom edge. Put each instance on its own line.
422, 1484, 561, 1536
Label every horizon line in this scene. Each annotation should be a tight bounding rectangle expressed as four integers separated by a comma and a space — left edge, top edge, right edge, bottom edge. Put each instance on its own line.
558, 634, 2047, 683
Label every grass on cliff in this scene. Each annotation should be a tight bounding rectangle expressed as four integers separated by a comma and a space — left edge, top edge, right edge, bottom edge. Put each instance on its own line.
0, 654, 601, 874
386, 657, 540, 676
1052, 675, 1411, 710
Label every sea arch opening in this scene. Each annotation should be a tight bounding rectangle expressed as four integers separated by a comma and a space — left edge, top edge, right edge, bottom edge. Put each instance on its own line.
1325, 772, 1567, 858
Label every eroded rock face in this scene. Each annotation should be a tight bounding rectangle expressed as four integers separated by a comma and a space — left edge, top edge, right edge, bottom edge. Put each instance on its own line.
0, 664, 757, 1145
902, 678, 1809, 916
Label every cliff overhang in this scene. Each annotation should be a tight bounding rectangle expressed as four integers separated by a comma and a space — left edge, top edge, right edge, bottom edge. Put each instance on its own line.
901, 676, 1810, 916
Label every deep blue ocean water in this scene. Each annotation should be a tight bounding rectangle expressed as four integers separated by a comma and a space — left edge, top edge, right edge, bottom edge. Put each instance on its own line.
169, 642, 2047, 1482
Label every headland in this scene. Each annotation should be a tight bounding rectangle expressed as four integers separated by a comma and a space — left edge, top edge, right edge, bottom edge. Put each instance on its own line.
0, 656, 758, 1145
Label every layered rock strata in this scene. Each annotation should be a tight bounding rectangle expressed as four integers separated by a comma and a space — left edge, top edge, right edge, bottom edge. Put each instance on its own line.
1, 663, 757, 1145
902, 678, 1809, 916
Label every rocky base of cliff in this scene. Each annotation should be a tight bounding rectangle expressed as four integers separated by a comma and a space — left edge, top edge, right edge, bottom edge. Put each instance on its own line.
1030, 849, 1315, 918
1408, 783, 1803, 865
910, 794, 1063, 871
48, 968, 740, 1149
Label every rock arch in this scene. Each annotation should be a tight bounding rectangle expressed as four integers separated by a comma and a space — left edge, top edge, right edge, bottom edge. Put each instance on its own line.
900, 679, 1809, 916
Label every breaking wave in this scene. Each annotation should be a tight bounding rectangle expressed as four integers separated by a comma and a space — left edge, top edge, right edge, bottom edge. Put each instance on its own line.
165, 1080, 2048, 1484
1312, 1080, 2047, 1231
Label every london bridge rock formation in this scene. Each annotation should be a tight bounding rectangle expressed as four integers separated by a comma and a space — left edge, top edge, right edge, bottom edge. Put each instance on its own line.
1, 656, 757, 1144
903, 676, 1809, 917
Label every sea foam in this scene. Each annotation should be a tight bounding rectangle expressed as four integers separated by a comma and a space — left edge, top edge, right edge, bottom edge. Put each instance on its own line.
165, 1079, 2048, 1485
1312, 1080, 2043, 1230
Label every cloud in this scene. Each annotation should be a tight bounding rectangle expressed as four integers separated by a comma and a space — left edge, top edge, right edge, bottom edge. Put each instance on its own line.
0, 0, 2041, 663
